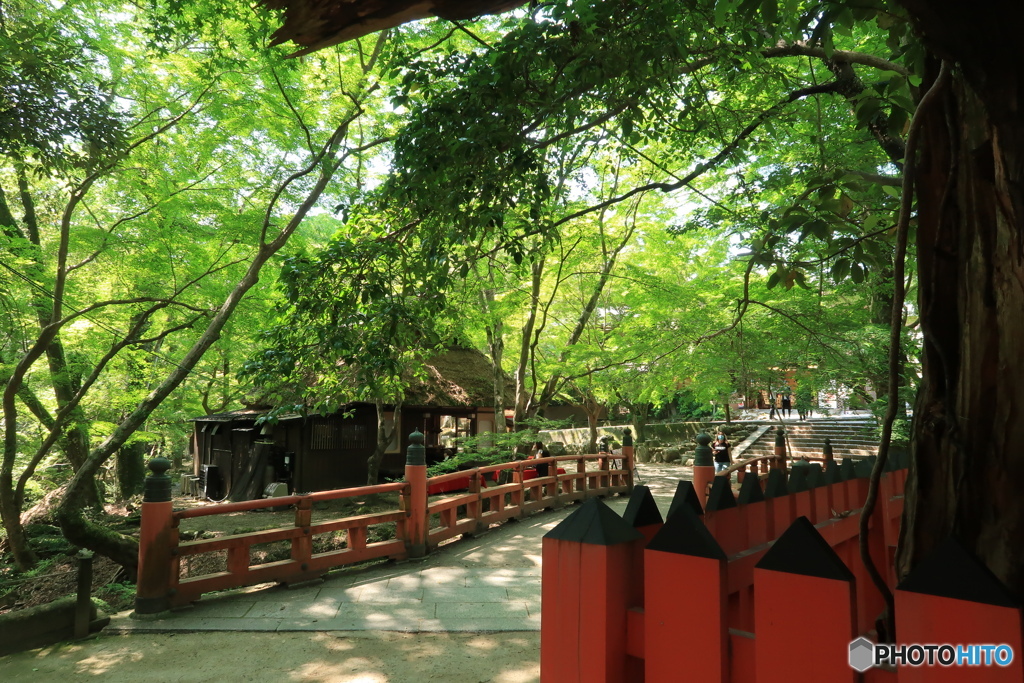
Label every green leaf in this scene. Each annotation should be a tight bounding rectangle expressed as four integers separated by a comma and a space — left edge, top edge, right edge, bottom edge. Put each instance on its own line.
832, 258, 851, 282
714, 0, 733, 26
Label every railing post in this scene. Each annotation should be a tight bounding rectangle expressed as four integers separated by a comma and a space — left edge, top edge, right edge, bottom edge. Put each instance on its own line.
74, 549, 94, 639
621, 428, 634, 490
404, 431, 429, 557
468, 470, 485, 533
548, 464, 562, 507
773, 427, 787, 476
511, 460, 526, 513
541, 498, 642, 682
135, 456, 174, 616
895, 537, 1024, 682
291, 497, 313, 572
754, 518, 857, 683
599, 436, 610, 489
646, 504, 729, 682
692, 432, 715, 507
822, 437, 834, 468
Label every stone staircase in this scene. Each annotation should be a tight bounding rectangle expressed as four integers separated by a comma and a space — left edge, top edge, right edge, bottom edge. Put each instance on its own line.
736, 418, 879, 462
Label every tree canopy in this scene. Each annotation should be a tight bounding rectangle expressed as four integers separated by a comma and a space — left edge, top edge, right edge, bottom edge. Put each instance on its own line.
7, 0, 1017, 605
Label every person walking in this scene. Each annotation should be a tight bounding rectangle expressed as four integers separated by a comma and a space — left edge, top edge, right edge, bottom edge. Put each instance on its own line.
713, 433, 731, 473
781, 393, 792, 418
532, 441, 551, 477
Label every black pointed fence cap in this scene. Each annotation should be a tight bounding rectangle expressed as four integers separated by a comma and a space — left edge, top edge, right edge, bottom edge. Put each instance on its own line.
667, 480, 704, 519
825, 460, 844, 484
737, 472, 765, 504
622, 485, 664, 528
646, 502, 727, 560
889, 450, 903, 470
756, 516, 855, 581
839, 458, 856, 480
806, 463, 824, 489
854, 458, 874, 478
895, 449, 909, 469
764, 468, 788, 498
706, 476, 737, 511
544, 497, 643, 546
897, 537, 1022, 608
788, 465, 810, 492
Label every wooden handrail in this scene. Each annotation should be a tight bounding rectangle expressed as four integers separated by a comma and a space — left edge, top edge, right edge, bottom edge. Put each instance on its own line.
718, 454, 777, 478
174, 495, 305, 518
173, 480, 408, 519
427, 468, 495, 486
426, 453, 617, 485
307, 481, 407, 501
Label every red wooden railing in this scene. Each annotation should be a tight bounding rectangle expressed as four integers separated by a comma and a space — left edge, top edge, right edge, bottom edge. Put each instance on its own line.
135, 435, 634, 613
426, 454, 632, 546
169, 481, 410, 605
540, 456, 1024, 682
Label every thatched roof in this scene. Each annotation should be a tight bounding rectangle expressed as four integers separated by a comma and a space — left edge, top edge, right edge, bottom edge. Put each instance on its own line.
261, 0, 528, 55
203, 347, 512, 421
403, 346, 513, 407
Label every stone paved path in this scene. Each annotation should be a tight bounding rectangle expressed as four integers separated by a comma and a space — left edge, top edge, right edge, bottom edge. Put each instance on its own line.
105, 463, 687, 634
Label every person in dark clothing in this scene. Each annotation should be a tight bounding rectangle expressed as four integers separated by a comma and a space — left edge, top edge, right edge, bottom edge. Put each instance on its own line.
532, 441, 551, 477
713, 433, 731, 473
781, 393, 792, 418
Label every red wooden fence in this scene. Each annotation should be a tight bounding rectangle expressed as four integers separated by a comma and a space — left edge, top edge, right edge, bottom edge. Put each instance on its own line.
135, 430, 634, 613
541, 454, 1024, 682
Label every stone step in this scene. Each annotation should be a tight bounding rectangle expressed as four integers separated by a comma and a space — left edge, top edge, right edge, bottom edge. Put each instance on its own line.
742, 447, 877, 457
745, 438, 877, 446
778, 427, 877, 436
738, 418, 881, 462
767, 431, 876, 439
743, 427, 876, 435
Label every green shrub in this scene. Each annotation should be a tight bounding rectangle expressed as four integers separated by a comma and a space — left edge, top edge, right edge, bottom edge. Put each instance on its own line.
30, 535, 74, 556
94, 582, 136, 613
427, 416, 571, 476
367, 522, 396, 544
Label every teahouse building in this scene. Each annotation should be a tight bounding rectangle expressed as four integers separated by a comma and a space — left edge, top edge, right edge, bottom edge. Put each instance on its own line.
189, 346, 510, 500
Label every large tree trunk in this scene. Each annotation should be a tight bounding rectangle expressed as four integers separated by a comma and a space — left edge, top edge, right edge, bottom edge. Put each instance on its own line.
480, 272, 506, 433
0, 484, 36, 568
581, 391, 601, 454
116, 441, 149, 500
896, 1, 1024, 594
367, 397, 400, 485
512, 258, 544, 428
629, 401, 651, 442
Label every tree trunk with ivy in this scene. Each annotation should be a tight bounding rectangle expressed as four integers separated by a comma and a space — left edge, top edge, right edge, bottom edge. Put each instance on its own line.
367, 397, 400, 486
895, 1, 1024, 594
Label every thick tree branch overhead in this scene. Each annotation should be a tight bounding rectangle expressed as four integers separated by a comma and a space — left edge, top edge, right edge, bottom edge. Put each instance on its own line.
262, 0, 528, 54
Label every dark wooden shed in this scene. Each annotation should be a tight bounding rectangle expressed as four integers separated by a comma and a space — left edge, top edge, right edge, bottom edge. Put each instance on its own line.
190, 347, 511, 500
